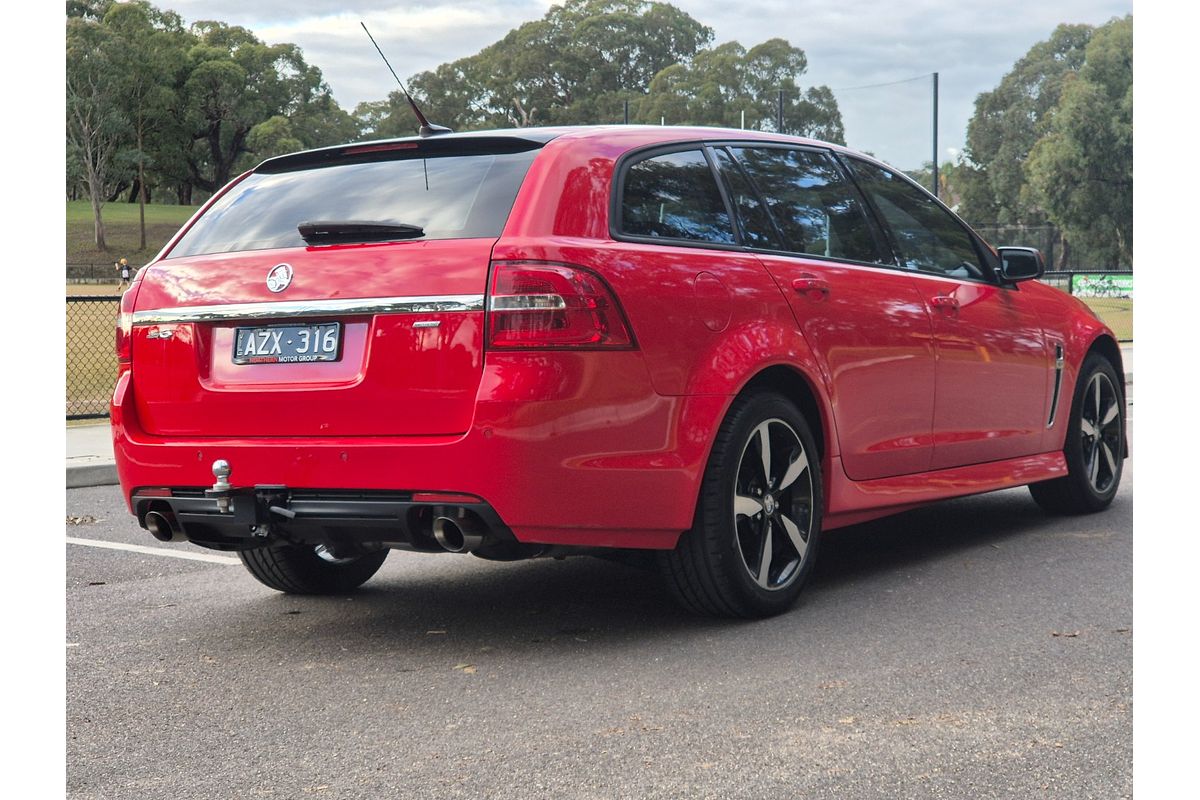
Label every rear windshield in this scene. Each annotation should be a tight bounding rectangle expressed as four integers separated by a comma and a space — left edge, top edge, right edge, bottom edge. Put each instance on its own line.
166, 149, 539, 258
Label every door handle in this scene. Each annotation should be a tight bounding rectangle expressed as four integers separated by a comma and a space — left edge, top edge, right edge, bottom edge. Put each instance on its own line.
930, 295, 960, 312
792, 274, 830, 300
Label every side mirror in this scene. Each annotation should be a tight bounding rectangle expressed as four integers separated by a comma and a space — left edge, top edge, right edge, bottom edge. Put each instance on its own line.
997, 246, 1045, 282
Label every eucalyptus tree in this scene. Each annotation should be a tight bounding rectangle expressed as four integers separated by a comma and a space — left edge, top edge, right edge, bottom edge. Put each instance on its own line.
66, 15, 127, 250
639, 37, 843, 140
182, 21, 338, 191
1027, 16, 1132, 268
398, 0, 714, 130
104, 0, 190, 248
957, 24, 1093, 227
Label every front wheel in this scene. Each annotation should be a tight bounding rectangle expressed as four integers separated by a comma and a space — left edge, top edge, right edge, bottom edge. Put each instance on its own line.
1030, 353, 1125, 514
659, 392, 822, 618
239, 543, 388, 594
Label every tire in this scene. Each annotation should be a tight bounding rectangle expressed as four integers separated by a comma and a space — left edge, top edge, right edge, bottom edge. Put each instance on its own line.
659, 392, 823, 618
239, 543, 388, 594
1029, 353, 1125, 514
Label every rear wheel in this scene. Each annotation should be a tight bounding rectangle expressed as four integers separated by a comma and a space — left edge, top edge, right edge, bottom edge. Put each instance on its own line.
659, 392, 822, 618
1030, 353, 1125, 514
239, 543, 388, 594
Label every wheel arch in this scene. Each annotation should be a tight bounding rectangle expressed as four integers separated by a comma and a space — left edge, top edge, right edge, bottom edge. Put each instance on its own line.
736, 363, 834, 465
1083, 332, 1129, 459
1086, 333, 1126, 393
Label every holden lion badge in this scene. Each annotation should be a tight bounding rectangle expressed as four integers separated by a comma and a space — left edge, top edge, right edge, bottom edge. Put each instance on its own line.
266, 263, 294, 293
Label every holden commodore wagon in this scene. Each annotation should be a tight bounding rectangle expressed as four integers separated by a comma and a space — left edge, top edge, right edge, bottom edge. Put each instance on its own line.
111, 125, 1125, 617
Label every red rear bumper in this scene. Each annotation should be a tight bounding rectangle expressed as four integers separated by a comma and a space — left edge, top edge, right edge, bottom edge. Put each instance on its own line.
111, 354, 729, 550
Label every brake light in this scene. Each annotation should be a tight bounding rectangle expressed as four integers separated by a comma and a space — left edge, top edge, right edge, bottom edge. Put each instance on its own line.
487, 263, 634, 349
115, 285, 137, 371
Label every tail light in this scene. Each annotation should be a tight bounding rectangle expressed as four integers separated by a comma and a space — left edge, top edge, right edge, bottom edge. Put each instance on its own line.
487, 262, 634, 350
115, 285, 137, 372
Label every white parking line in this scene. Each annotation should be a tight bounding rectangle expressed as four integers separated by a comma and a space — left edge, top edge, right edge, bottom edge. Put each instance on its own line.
66, 536, 240, 565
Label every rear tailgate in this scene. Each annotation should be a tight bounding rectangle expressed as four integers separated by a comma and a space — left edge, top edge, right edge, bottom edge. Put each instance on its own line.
127, 136, 546, 438
131, 240, 493, 437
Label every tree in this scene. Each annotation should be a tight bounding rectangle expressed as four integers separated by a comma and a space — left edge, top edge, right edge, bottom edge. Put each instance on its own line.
959, 23, 1093, 227
66, 0, 114, 21
66, 16, 128, 250
639, 38, 843, 140
104, 0, 189, 248
182, 22, 334, 191
400, 0, 714, 130
391, 3, 841, 139
1027, 16, 1132, 268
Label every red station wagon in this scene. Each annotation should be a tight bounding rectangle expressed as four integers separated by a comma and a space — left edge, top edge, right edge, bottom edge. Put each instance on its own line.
112, 126, 1126, 617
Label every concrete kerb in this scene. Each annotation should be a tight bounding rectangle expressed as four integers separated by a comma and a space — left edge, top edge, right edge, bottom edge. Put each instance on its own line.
65, 344, 1135, 490
67, 460, 119, 489
66, 422, 117, 488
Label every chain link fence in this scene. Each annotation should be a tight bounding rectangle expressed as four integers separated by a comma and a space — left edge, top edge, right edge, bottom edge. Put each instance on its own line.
67, 296, 119, 420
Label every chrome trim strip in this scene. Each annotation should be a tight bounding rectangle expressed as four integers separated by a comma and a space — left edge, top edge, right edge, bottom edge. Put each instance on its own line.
1047, 343, 1065, 428
132, 295, 485, 325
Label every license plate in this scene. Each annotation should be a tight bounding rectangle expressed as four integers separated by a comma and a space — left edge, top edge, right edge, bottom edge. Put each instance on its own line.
233, 322, 342, 364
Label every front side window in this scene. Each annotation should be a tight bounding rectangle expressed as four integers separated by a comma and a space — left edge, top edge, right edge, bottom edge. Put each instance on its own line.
848, 159, 988, 280
730, 147, 884, 264
620, 149, 734, 244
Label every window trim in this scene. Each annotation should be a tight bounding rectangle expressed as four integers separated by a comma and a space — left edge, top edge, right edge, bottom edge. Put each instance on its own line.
609, 141, 741, 250
714, 142, 896, 268
839, 154, 1005, 287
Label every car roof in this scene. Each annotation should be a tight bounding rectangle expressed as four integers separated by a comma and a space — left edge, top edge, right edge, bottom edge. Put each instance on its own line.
254, 124, 856, 174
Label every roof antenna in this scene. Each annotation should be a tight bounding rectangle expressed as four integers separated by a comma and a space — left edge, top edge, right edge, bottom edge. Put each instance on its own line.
360, 21, 452, 138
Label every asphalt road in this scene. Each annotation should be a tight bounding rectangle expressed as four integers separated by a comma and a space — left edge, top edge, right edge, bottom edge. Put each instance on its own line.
67, 461, 1132, 799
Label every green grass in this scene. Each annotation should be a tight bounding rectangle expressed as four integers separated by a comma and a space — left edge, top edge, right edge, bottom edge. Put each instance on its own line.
67, 200, 200, 266
1079, 297, 1132, 342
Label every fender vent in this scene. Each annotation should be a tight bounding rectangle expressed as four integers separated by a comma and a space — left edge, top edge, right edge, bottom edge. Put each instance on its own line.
1047, 343, 1065, 428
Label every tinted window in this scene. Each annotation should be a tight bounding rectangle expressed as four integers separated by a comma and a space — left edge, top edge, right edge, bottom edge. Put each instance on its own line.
712, 147, 786, 250
168, 150, 538, 258
849, 159, 987, 279
620, 149, 734, 244
731, 147, 883, 263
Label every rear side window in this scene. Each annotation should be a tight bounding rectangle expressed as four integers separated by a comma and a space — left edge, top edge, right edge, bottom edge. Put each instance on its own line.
620, 149, 734, 244
712, 147, 786, 250
730, 147, 884, 263
167, 150, 539, 258
848, 159, 988, 280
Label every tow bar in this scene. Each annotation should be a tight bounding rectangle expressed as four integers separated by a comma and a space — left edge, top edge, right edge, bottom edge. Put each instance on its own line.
203, 459, 294, 537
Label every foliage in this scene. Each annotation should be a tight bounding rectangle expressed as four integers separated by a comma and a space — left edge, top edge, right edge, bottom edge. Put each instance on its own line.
103, 1, 189, 247
958, 17, 1132, 268
638, 38, 843, 140
1027, 16, 1132, 268
393, 0, 713, 131
182, 21, 335, 190
66, 15, 128, 250
65, 0, 361, 218
385, 0, 840, 137
959, 23, 1093, 227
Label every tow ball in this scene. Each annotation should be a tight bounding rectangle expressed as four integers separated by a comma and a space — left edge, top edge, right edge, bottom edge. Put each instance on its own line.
205, 459, 234, 513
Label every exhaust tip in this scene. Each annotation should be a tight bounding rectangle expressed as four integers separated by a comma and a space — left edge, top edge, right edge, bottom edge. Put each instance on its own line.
144, 510, 180, 542
432, 512, 485, 553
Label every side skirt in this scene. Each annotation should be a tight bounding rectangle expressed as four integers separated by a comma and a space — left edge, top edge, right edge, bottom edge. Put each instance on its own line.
823, 451, 1068, 531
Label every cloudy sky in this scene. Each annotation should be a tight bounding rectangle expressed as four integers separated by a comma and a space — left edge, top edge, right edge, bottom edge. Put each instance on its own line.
154, 0, 1130, 168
